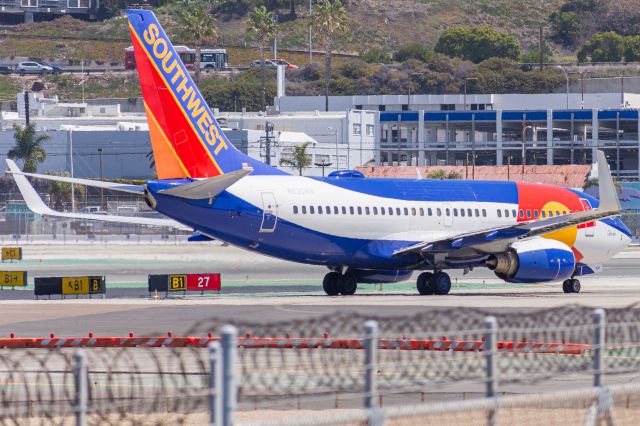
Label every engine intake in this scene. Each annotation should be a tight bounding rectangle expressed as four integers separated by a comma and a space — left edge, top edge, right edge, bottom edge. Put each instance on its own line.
486, 238, 575, 284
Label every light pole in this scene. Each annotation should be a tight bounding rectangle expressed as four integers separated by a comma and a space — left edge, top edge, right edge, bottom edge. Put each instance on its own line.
98, 148, 104, 211
328, 126, 339, 170
308, 0, 313, 64
463, 77, 478, 110
69, 129, 75, 213
556, 65, 569, 109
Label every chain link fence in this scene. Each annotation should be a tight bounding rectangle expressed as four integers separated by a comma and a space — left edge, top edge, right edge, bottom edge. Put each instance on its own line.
2, 306, 640, 425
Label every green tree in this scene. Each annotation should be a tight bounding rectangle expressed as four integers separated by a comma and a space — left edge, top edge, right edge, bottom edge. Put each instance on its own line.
279, 142, 312, 175
624, 35, 640, 62
434, 27, 521, 64
549, 11, 582, 46
521, 43, 554, 65
426, 169, 460, 180
248, 5, 278, 111
312, 0, 347, 111
393, 43, 433, 63
361, 48, 391, 64
577, 32, 626, 63
46, 171, 86, 210
174, 0, 218, 84
8, 123, 49, 173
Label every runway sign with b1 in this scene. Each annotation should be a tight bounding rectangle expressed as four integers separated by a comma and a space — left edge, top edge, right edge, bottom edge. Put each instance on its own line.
2, 247, 22, 262
0, 271, 27, 287
35, 276, 106, 298
149, 273, 221, 295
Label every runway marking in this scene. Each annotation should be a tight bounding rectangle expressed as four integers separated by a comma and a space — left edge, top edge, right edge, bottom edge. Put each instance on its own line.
273, 305, 328, 315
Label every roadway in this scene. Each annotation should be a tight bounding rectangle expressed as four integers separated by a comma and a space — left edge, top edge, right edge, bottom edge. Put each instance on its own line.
0, 243, 639, 336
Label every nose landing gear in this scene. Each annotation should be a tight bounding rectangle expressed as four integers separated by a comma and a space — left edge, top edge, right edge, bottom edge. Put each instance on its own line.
562, 278, 581, 293
416, 271, 451, 295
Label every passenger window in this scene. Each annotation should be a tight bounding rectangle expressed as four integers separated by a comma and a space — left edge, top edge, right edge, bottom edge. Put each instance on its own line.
403, 208, 408, 216
349, 207, 354, 215
381, 207, 386, 215
293, 206, 299, 214
334, 206, 339, 214
541, 210, 546, 218
563, 210, 568, 215
318, 206, 323, 214
556, 210, 560, 216
419, 208, 424, 216
482, 209, 487, 217
504, 210, 509, 218
310, 206, 315, 214
437, 208, 442, 216
453, 208, 458, 217
373, 207, 378, 215
534, 210, 539, 218
389, 207, 394, 216
446, 208, 451, 216
357, 207, 362, 215
519, 209, 524, 218
302, 206, 307, 214
467, 209, 472, 217
512, 209, 517, 217
342, 206, 347, 214
326, 206, 331, 214
526, 210, 531, 218
396, 208, 401, 215
365, 207, 370, 215
460, 209, 465, 217
428, 208, 433, 216
475, 209, 480, 217
497, 210, 502, 218
411, 208, 416, 216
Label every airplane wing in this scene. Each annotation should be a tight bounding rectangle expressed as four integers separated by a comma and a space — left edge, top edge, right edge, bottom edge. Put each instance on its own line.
394, 150, 620, 257
6, 160, 189, 230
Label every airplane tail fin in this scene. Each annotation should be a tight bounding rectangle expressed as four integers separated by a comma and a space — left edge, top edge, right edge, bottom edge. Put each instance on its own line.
126, 9, 282, 179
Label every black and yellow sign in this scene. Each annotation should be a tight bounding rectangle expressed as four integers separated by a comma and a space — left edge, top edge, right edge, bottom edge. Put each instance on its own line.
62, 276, 89, 295
2, 247, 22, 262
168, 274, 187, 291
0, 271, 26, 287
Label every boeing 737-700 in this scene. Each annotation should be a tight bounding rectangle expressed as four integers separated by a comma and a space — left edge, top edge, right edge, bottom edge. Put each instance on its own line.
6, 9, 631, 296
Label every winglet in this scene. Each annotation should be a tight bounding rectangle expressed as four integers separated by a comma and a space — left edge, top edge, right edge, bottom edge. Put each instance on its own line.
6, 159, 54, 216
596, 150, 621, 212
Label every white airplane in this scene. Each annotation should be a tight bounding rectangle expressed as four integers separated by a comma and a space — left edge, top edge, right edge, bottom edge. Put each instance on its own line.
6, 10, 630, 296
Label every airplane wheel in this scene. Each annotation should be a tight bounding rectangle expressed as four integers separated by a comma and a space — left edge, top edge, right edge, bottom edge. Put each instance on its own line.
571, 279, 581, 293
432, 272, 451, 295
323, 272, 340, 296
416, 272, 433, 295
562, 279, 572, 293
337, 273, 357, 296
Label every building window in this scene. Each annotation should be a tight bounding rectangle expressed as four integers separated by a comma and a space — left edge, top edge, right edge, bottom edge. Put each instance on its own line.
378, 105, 386, 112
293, 206, 299, 214
440, 104, 455, 111
22, 0, 37, 6
355, 105, 362, 110
366, 125, 375, 136
353, 123, 362, 136
402, 104, 409, 111
68, 0, 89, 7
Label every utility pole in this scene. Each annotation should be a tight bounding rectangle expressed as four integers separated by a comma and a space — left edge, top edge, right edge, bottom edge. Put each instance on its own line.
539, 25, 543, 71
24, 91, 29, 125
260, 122, 277, 166
98, 148, 104, 211
308, 0, 313, 64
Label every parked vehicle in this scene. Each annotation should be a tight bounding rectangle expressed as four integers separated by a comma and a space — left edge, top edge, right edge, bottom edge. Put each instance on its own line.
15, 62, 53, 75
268, 58, 299, 69
0, 65, 11, 75
250, 58, 299, 69
250, 59, 278, 69
40, 62, 64, 74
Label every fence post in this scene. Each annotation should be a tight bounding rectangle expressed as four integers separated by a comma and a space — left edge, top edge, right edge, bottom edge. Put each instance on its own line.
593, 308, 606, 387
364, 320, 379, 409
220, 325, 238, 426
484, 316, 498, 426
209, 341, 223, 426
73, 349, 87, 426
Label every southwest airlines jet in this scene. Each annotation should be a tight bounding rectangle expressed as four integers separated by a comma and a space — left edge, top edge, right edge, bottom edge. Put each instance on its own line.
6, 10, 631, 296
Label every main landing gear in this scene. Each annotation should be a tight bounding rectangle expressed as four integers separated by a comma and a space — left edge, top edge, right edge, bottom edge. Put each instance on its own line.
323, 271, 357, 296
416, 271, 451, 296
562, 278, 581, 294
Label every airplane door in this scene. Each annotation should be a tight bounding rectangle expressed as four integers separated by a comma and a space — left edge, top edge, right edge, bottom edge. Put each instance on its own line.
579, 198, 595, 237
260, 192, 278, 233
443, 203, 453, 227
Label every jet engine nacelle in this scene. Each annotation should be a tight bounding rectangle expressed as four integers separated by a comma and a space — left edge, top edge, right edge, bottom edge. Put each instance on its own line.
486, 238, 575, 284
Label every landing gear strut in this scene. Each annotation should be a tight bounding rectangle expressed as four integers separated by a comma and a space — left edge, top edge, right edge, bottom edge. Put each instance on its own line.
416, 271, 451, 296
562, 278, 581, 293
323, 271, 357, 296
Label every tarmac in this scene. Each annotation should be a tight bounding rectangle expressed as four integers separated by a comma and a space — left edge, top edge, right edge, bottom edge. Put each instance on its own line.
0, 242, 639, 336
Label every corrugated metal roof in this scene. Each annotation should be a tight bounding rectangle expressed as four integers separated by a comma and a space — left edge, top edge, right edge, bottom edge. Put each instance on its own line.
356, 165, 592, 188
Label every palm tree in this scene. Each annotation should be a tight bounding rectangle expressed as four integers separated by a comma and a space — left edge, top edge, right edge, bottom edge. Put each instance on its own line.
248, 5, 278, 111
9, 123, 49, 173
312, 0, 347, 111
46, 171, 85, 210
279, 142, 313, 176
175, 0, 218, 84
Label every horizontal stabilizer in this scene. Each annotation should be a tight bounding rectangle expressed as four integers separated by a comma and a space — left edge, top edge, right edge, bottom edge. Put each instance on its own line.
6, 160, 188, 229
160, 167, 253, 200
6, 161, 143, 194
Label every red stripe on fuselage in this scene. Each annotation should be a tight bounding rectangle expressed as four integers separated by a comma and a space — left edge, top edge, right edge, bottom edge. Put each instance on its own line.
130, 29, 220, 178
